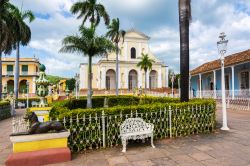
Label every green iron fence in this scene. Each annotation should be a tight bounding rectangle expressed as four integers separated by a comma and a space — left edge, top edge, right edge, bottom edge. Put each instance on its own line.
61, 104, 215, 153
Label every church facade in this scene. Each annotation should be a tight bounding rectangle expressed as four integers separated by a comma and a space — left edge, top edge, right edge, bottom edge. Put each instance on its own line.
79, 29, 169, 91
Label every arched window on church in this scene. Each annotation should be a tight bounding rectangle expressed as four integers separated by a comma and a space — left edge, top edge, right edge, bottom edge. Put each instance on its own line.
131, 47, 136, 59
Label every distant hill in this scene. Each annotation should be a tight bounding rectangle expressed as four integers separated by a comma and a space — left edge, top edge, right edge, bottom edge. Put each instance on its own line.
46, 75, 67, 84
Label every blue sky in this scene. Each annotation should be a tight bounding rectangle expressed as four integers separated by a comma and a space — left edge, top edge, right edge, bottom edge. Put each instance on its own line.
9, 0, 250, 78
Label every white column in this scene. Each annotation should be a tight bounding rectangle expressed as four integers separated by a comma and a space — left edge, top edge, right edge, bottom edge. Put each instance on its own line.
165, 66, 169, 88
158, 69, 162, 88
213, 70, 217, 99
97, 66, 100, 89
79, 65, 86, 89
147, 71, 150, 89
199, 74, 202, 98
124, 69, 128, 89
118, 67, 122, 89
138, 70, 142, 88
101, 67, 106, 89
231, 66, 235, 99
32, 77, 36, 93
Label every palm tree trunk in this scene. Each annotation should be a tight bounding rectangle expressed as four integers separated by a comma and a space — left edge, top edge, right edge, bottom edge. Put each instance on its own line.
87, 55, 92, 108
145, 69, 147, 95
115, 42, 119, 96
179, 0, 190, 102
14, 42, 20, 100
0, 51, 2, 99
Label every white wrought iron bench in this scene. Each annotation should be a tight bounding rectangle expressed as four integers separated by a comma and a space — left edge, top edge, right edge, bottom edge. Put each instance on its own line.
17, 102, 25, 109
120, 118, 155, 152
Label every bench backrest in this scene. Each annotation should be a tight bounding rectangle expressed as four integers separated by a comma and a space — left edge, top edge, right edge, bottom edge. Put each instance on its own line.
18, 102, 25, 106
120, 118, 153, 134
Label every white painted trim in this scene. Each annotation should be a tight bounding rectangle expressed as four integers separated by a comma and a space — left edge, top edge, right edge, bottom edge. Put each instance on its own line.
10, 131, 70, 143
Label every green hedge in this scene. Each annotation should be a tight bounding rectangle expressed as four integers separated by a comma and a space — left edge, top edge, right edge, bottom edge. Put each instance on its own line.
50, 96, 180, 119
55, 98, 216, 152
54, 98, 215, 119
0, 101, 11, 120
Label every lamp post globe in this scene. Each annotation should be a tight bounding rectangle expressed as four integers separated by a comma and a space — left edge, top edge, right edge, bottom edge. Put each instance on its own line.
217, 32, 229, 131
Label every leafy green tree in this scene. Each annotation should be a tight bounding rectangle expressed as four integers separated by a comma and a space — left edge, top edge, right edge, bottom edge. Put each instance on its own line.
106, 18, 126, 96
46, 75, 65, 85
71, 0, 110, 28
0, 0, 18, 99
60, 26, 115, 108
12, 8, 35, 99
179, 0, 191, 102
137, 53, 155, 94
66, 78, 76, 91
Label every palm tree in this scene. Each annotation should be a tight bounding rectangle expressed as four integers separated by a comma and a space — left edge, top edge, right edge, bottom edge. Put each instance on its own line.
71, 0, 110, 28
0, 0, 18, 99
12, 8, 35, 99
60, 26, 115, 108
137, 53, 155, 94
106, 18, 126, 96
179, 0, 191, 102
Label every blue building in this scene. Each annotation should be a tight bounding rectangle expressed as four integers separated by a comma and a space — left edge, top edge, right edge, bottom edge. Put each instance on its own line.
190, 49, 250, 98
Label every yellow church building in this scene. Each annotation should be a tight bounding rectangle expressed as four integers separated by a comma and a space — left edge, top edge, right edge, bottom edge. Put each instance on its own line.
1, 57, 40, 95
79, 29, 169, 91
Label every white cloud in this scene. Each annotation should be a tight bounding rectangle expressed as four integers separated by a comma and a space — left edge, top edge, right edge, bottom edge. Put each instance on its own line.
9, 0, 250, 76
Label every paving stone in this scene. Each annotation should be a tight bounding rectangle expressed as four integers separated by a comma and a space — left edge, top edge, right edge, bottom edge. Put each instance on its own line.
126, 149, 165, 162
132, 160, 154, 166
107, 156, 129, 166
170, 154, 196, 164
201, 159, 225, 166
194, 145, 214, 152
151, 158, 179, 166
86, 159, 108, 166
189, 152, 214, 161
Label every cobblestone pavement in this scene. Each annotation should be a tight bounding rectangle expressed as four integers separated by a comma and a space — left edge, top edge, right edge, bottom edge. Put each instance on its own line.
1, 108, 250, 166
0, 109, 25, 166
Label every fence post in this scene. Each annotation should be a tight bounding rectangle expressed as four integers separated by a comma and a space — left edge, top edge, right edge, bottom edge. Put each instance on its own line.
102, 110, 106, 148
169, 106, 172, 138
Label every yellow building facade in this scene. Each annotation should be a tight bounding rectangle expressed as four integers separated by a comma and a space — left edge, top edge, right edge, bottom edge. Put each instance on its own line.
79, 29, 169, 90
2, 58, 40, 94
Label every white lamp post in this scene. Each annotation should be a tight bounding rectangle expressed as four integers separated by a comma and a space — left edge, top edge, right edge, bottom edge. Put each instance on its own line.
26, 81, 29, 108
217, 32, 229, 131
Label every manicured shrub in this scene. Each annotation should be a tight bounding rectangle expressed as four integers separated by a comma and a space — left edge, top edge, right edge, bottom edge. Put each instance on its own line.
0, 101, 11, 120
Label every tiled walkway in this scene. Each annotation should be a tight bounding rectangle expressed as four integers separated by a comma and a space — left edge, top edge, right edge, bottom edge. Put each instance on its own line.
1, 108, 250, 166
0, 109, 25, 166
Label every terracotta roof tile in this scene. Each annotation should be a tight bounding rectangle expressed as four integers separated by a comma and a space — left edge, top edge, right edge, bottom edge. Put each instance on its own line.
190, 49, 250, 75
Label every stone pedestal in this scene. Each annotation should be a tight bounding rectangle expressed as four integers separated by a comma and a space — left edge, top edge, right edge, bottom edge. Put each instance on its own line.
5, 132, 71, 166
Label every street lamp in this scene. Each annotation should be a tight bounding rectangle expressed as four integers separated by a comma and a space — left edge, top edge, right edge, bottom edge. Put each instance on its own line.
217, 32, 229, 131
26, 81, 29, 108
